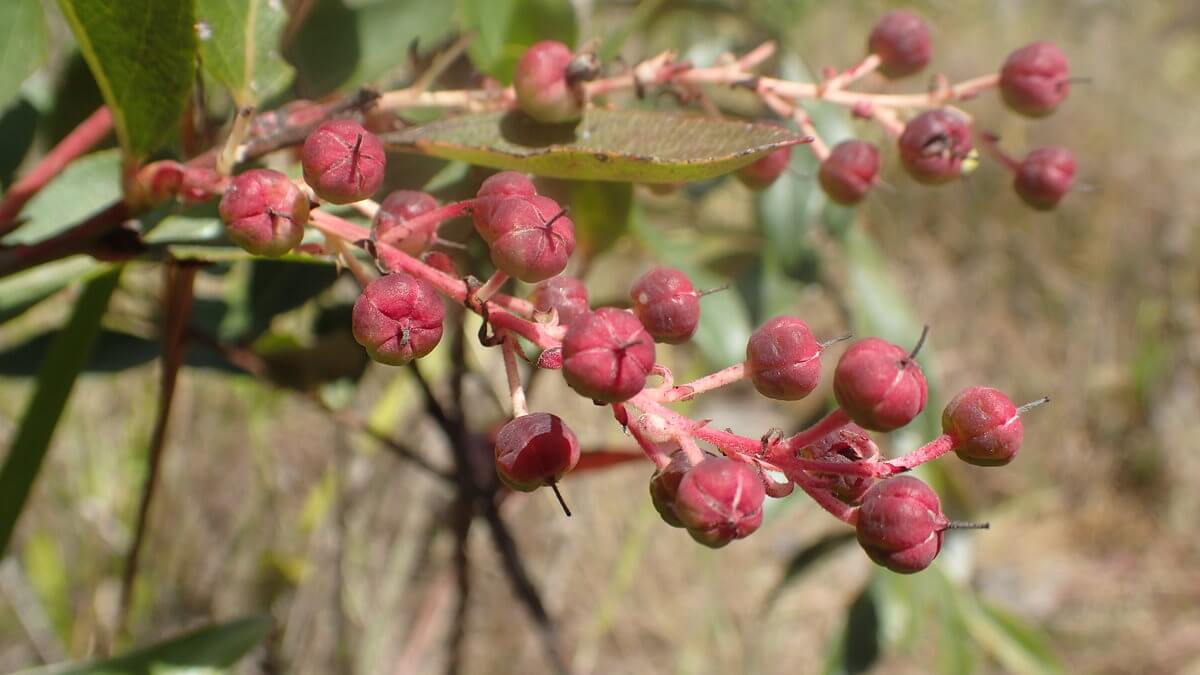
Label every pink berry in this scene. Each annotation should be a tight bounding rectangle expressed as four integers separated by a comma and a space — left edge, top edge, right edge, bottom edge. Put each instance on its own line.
855, 476, 947, 574
514, 40, 583, 124
477, 171, 537, 200
999, 42, 1070, 118
494, 412, 581, 491
737, 145, 792, 190
531, 276, 590, 326
562, 308, 656, 403
477, 195, 575, 283
1014, 146, 1075, 211
833, 337, 928, 432
745, 316, 823, 401
867, 10, 933, 79
648, 450, 695, 528
629, 267, 701, 344
801, 424, 881, 505
818, 140, 881, 205
898, 109, 974, 185
943, 386, 1024, 466
351, 273, 445, 365
301, 119, 386, 204
218, 168, 309, 257
674, 458, 765, 548
372, 190, 439, 255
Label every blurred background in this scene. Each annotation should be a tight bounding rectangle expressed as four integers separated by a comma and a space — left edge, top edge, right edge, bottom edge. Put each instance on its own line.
1, 0, 1198, 673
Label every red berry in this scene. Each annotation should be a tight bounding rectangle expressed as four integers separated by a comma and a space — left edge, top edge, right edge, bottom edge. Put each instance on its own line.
801, 424, 881, 505
301, 119, 386, 204
737, 145, 792, 190
898, 109, 974, 185
818, 140, 881, 205
373, 190, 439, 255
943, 386, 1024, 466
514, 40, 583, 124
1014, 146, 1075, 210
867, 10, 933, 79
999, 42, 1070, 118
531, 276, 590, 326
745, 316, 823, 401
833, 337, 928, 432
477, 195, 575, 283
351, 272, 445, 365
561, 308, 656, 403
674, 458, 765, 548
218, 168, 309, 257
494, 412, 581, 491
477, 171, 537, 200
648, 450, 695, 528
855, 476, 947, 574
629, 267, 701, 344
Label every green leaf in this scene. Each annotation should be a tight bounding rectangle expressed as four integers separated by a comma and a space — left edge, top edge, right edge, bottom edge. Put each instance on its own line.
568, 181, 633, 256
385, 109, 806, 182
0, 0, 49, 111
829, 583, 881, 675
0, 256, 105, 324
0, 149, 122, 245
0, 98, 40, 188
196, 0, 295, 106
56, 0, 196, 159
955, 593, 1062, 675
0, 267, 121, 555
14, 614, 271, 675
0, 329, 158, 376
459, 0, 577, 83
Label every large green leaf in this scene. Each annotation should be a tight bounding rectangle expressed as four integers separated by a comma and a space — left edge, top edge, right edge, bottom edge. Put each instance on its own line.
15, 615, 271, 675
0, 0, 49, 111
568, 181, 633, 256
196, 0, 294, 106
458, 0, 577, 83
56, 0, 196, 159
1, 149, 121, 245
0, 256, 105, 324
0, 266, 121, 555
386, 109, 806, 182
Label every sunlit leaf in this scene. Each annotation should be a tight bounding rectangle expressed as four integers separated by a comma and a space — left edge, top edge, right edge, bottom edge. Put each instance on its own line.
1, 149, 121, 245
0, 0, 49, 111
196, 0, 294, 105
458, 0, 577, 83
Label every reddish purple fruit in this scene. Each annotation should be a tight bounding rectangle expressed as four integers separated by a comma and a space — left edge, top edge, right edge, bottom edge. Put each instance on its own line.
999, 42, 1071, 118
477, 195, 575, 282
477, 171, 538, 200
801, 424, 881, 505
674, 458, 765, 548
372, 190, 439, 254
494, 412, 581, 491
301, 119, 386, 204
943, 386, 1024, 466
514, 40, 583, 124
531, 276, 590, 326
737, 146, 793, 190
745, 316, 823, 401
1014, 146, 1075, 210
629, 267, 701, 344
649, 451, 695, 528
833, 337, 928, 432
218, 168, 309, 257
867, 10, 933, 79
856, 476, 947, 574
562, 308, 656, 403
898, 109, 974, 185
351, 273, 445, 365
818, 140, 882, 205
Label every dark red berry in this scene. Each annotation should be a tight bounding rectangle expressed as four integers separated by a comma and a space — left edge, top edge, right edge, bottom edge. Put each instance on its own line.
218, 168, 309, 257
867, 10, 933, 79
351, 272, 445, 365
301, 119, 386, 204
531, 276, 590, 326
629, 267, 701, 344
477, 195, 575, 283
737, 145, 792, 190
897, 109, 974, 185
943, 387, 1024, 466
477, 171, 537, 200
801, 424, 881, 505
649, 451, 695, 528
494, 412, 581, 491
674, 458, 765, 548
1014, 146, 1075, 210
856, 476, 946, 574
373, 190, 439, 255
745, 316, 823, 401
999, 42, 1070, 118
514, 40, 583, 124
561, 308, 656, 403
833, 337, 928, 432
818, 140, 881, 205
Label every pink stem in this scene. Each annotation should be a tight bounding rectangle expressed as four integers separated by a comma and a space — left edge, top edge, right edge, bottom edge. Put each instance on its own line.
474, 270, 510, 304
613, 403, 670, 469
976, 131, 1021, 172
785, 467, 859, 524
885, 434, 956, 473
778, 408, 852, 455
821, 53, 882, 92
660, 363, 746, 402
501, 336, 528, 417
376, 200, 474, 248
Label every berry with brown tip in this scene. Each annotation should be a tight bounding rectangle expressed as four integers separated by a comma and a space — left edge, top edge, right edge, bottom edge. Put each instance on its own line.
373, 190, 439, 254
514, 40, 584, 124
745, 316, 823, 401
630, 267, 701, 344
833, 336, 928, 432
674, 458, 766, 548
1014, 146, 1075, 210
943, 386, 1024, 466
855, 476, 947, 574
801, 424, 881, 505
737, 145, 793, 190
867, 10, 933, 79
531, 276, 590, 326
649, 451, 695, 528
898, 109, 974, 185
351, 272, 445, 365
562, 308, 656, 403
494, 412, 581, 491
301, 119, 385, 204
999, 42, 1070, 118
818, 140, 882, 205
218, 168, 309, 257
477, 195, 576, 282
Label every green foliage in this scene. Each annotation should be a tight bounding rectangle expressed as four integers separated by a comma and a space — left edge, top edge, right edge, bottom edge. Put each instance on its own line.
458, 0, 577, 82
568, 181, 633, 256
1, 149, 122, 245
0, 0, 49, 112
196, 0, 295, 106
0, 257, 105, 323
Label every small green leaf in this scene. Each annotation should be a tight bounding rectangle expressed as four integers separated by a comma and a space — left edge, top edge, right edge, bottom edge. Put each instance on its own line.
386, 109, 806, 182
1, 149, 122, 245
196, 0, 294, 106
0, 0, 49, 111
56, 0, 196, 159
14, 615, 271, 675
458, 0, 577, 82
568, 181, 633, 256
